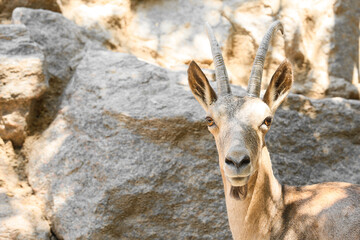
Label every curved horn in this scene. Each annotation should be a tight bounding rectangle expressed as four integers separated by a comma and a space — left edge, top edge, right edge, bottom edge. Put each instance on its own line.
205, 22, 231, 96
247, 20, 284, 97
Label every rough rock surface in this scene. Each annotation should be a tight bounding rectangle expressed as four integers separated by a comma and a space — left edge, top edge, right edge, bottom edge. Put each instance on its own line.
0, 4, 358, 240
0, 0, 60, 22
12, 8, 88, 83
279, 0, 360, 99
0, 24, 46, 146
58, 0, 360, 99
11, 8, 105, 133
0, 138, 50, 239
0, 9, 106, 239
270, 96, 360, 185
26, 50, 229, 239
26, 50, 360, 239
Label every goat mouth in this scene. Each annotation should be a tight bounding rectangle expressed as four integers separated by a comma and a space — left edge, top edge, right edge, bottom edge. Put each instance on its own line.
227, 176, 249, 187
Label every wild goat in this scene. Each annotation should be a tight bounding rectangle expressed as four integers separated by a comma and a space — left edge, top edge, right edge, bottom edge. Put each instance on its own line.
187, 21, 360, 240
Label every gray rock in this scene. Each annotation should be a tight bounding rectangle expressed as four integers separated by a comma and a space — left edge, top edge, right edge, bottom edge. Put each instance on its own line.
270, 95, 360, 185
325, 76, 359, 99
27, 50, 230, 239
26, 49, 360, 239
0, 24, 46, 146
11, 8, 106, 134
12, 8, 87, 82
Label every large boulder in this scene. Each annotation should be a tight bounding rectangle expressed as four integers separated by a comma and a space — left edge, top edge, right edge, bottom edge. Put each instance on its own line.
26, 49, 360, 239
26, 50, 230, 239
0, 24, 46, 146
58, 0, 360, 99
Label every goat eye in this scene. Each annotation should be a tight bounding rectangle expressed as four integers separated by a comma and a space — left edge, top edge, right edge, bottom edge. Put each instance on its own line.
205, 117, 215, 127
263, 117, 272, 127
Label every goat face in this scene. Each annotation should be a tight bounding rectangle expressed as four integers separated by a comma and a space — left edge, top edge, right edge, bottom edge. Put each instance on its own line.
188, 60, 292, 198
206, 95, 273, 187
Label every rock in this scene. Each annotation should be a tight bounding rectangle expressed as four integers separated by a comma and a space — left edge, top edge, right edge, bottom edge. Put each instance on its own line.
0, 0, 60, 20
26, 50, 360, 239
58, 0, 360, 99
26, 50, 231, 239
11, 8, 106, 133
269, 96, 360, 185
57, 0, 232, 68
325, 76, 359, 99
0, 24, 46, 146
0, 138, 50, 239
12, 8, 88, 82
278, 0, 360, 99
0, 7, 98, 145
0, 3, 357, 240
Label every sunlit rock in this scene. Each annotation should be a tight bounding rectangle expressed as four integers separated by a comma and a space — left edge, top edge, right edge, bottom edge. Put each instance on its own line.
0, 24, 46, 146
0, 138, 50, 239
58, 0, 360, 99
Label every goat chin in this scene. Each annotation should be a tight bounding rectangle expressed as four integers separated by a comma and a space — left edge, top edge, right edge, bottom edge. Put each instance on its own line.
230, 185, 248, 200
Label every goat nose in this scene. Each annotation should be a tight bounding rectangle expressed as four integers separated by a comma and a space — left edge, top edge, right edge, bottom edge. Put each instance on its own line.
225, 155, 251, 168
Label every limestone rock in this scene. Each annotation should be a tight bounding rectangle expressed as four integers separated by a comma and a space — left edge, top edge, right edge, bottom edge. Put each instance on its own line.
57, 0, 232, 68
270, 96, 360, 185
25, 50, 230, 239
0, 138, 50, 239
58, 0, 360, 99
0, 0, 60, 19
12, 8, 88, 82
26, 50, 360, 239
0, 24, 46, 146
11, 8, 106, 133
278, 0, 360, 99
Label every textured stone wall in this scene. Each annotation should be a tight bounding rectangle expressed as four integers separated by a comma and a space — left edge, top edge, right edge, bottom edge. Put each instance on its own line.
58, 0, 360, 99
0, 2, 359, 239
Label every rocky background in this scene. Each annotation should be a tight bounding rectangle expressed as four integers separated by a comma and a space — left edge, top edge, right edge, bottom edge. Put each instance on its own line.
0, 0, 359, 239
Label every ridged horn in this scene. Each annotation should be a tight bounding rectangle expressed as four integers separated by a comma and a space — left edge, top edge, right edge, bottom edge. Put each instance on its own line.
205, 22, 231, 96
247, 20, 284, 97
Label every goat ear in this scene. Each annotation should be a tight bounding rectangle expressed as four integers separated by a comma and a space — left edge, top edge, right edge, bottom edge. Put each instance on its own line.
263, 59, 293, 113
188, 61, 217, 110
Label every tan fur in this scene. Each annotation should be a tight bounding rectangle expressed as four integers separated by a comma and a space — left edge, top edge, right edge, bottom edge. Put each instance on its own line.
224, 147, 360, 240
